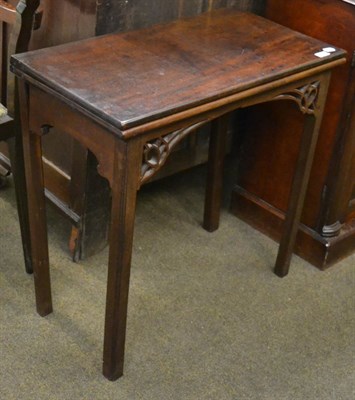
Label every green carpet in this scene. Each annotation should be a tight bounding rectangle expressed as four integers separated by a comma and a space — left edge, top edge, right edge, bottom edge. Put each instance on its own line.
1, 166, 354, 400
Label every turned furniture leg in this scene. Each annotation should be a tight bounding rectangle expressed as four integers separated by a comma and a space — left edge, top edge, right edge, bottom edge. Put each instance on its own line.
274, 74, 331, 277
18, 81, 52, 316
203, 114, 229, 232
102, 140, 141, 381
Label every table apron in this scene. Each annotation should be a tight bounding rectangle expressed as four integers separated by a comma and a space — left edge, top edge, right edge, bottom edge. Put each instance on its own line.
26, 69, 331, 189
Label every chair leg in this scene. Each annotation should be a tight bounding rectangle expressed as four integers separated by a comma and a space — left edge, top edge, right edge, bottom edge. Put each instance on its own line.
203, 114, 229, 232
7, 134, 33, 274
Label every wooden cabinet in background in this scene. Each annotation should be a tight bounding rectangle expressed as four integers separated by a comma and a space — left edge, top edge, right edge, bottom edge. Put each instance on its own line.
231, 0, 355, 269
0, 0, 264, 260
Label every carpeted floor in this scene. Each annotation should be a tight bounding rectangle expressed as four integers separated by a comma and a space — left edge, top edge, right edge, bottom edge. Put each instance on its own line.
0, 165, 354, 400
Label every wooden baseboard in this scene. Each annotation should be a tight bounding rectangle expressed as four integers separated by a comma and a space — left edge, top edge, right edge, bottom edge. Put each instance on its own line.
231, 186, 355, 270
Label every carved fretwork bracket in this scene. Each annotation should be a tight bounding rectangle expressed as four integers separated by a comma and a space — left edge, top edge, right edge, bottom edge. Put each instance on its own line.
272, 81, 320, 115
140, 120, 209, 186
139, 82, 321, 185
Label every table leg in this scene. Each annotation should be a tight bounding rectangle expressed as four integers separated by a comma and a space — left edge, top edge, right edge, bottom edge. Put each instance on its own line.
203, 114, 229, 232
102, 141, 141, 381
18, 81, 52, 315
274, 75, 331, 277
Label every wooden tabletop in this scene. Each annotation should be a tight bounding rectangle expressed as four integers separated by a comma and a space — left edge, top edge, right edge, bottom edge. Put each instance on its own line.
11, 9, 346, 135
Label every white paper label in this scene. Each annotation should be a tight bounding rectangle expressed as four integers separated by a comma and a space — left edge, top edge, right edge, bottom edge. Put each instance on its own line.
314, 51, 331, 58
322, 47, 336, 53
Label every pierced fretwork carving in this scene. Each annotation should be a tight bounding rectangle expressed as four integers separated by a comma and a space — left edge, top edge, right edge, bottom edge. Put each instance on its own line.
272, 81, 320, 115
140, 120, 209, 186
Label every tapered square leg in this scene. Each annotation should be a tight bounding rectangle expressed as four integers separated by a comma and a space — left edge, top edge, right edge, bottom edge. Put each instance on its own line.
203, 114, 229, 232
18, 80, 52, 315
274, 74, 331, 277
102, 140, 141, 381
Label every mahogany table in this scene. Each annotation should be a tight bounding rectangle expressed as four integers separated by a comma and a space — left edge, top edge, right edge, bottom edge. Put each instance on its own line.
11, 9, 346, 380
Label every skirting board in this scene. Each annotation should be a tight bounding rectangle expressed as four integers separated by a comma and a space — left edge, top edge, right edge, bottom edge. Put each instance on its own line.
230, 185, 355, 270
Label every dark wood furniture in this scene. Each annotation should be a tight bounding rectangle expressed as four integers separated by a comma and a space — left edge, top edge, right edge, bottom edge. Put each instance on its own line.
231, 0, 355, 269
12, 9, 346, 380
0, 0, 40, 273
2, 0, 265, 261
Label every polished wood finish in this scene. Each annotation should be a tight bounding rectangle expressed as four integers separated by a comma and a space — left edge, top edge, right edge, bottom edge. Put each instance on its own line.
18, 80, 52, 315
12, 9, 346, 379
0, 0, 40, 273
3, 0, 263, 261
231, 0, 355, 269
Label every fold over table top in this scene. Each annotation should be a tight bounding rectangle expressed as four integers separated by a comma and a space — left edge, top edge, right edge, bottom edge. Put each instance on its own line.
11, 9, 346, 136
